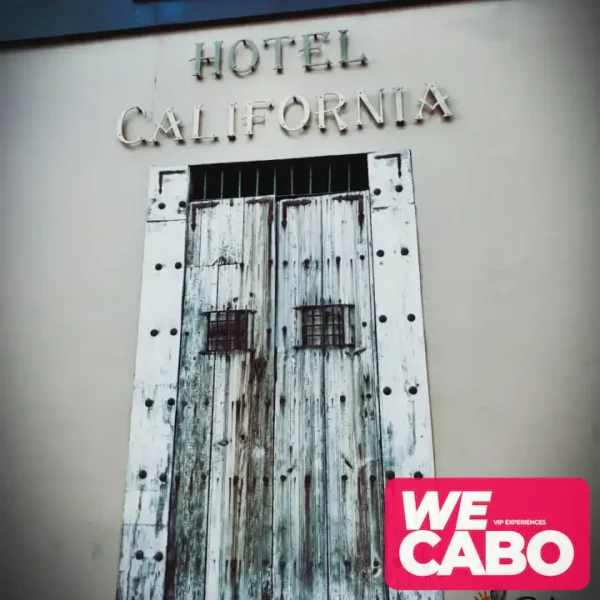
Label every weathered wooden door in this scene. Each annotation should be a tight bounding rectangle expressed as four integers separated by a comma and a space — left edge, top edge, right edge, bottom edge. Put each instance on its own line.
117, 152, 438, 600
166, 190, 384, 600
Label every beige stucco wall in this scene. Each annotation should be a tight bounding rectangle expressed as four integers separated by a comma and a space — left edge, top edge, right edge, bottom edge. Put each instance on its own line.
1, 0, 598, 598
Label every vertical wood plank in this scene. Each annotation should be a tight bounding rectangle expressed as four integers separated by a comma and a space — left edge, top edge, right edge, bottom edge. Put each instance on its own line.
203, 201, 246, 599
166, 262, 218, 600
117, 167, 190, 600
321, 193, 386, 600
273, 198, 328, 600
357, 194, 388, 600
367, 151, 441, 600
237, 198, 276, 600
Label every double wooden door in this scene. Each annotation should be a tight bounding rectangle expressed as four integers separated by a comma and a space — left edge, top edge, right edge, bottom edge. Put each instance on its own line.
166, 192, 386, 600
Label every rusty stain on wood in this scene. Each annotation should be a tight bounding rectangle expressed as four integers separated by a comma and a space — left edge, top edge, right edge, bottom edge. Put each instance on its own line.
190, 201, 220, 230
281, 199, 311, 229
246, 197, 275, 225
159, 169, 187, 194
330, 193, 364, 202
373, 153, 403, 179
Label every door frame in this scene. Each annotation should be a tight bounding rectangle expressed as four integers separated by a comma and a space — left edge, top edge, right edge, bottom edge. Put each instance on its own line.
115, 151, 439, 600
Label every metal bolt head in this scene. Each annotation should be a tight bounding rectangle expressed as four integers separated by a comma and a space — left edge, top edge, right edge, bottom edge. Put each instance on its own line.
135, 550, 144, 560
373, 188, 381, 195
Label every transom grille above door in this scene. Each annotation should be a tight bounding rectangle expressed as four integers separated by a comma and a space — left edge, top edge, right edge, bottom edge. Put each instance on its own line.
189, 153, 369, 201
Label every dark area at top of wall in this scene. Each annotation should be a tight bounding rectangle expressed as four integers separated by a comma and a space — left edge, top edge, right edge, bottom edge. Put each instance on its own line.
0, 0, 461, 47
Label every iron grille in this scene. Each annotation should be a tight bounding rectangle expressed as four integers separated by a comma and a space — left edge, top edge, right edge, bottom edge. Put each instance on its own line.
298, 305, 349, 348
205, 310, 250, 352
189, 153, 369, 201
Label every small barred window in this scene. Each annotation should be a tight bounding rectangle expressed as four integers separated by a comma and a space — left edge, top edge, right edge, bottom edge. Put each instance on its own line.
206, 310, 250, 352
297, 305, 354, 348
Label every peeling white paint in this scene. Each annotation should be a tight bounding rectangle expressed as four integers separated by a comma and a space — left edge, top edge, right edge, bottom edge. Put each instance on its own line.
117, 167, 189, 600
367, 150, 440, 600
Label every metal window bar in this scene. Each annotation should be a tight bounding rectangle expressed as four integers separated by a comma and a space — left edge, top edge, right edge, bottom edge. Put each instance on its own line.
205, 310, 250, 352
189, 153, 369, 201
297, 305, 350, 348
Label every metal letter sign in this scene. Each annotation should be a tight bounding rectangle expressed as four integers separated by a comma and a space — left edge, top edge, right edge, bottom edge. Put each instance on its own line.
115, 30, 455, 148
